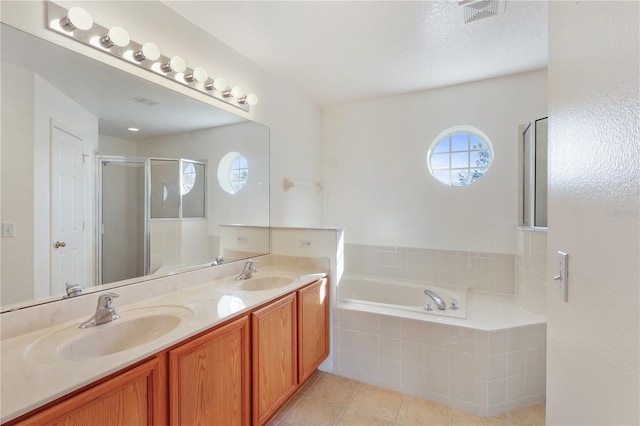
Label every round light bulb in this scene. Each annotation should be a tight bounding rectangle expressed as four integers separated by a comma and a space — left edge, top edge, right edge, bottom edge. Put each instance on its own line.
161, 56, 187, 73
205, 77, 227, 91
134, 42, 160, 62
185, 67, 208, 83
230, 86, 244, 98
100, 26, 130, 48
240, 93, 258, 106
60, 7, 93, 31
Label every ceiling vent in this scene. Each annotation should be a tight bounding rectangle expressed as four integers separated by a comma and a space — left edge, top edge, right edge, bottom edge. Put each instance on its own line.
459, 0, 505, 24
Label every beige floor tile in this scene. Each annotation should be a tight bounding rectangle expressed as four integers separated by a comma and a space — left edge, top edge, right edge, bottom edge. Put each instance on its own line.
308, 374, 361, 405
507, 404, 545, 426
337, 408, 394, 426
395, 395, 452, 426
284, 395, 347, 426
299, 370, 326, 393
348, 383, 403, 422
272, 392, 305, 422
451, 408, 509, 425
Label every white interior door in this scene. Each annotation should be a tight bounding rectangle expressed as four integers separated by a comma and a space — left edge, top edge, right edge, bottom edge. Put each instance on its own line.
51, 125, 87, 295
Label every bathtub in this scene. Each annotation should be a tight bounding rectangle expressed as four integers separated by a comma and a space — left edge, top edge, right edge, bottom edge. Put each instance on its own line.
339, 275, 467, 320
334, 274, 547, 416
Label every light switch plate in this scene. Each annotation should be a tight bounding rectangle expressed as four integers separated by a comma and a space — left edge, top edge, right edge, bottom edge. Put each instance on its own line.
557, 251, 569, 302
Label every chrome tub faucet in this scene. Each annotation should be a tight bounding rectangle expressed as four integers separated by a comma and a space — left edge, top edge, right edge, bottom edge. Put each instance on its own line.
424, 289, 447, 310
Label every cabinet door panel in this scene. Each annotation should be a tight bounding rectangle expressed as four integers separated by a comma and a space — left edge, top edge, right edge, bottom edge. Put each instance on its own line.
252, 293, 297, 425
298, 278, 330, 383
169, 316, 250, 426
15, 357, 165, 426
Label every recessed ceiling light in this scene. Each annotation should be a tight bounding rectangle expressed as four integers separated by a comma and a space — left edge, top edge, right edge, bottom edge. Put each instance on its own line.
127, 127, 141, 132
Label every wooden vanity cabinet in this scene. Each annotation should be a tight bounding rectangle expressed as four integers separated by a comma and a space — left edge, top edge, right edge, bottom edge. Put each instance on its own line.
251, 293, 298, 425
297, 278, 330, 383
13, 355, 166, 426
168, 315, 250, 426
9, 277, 329, 426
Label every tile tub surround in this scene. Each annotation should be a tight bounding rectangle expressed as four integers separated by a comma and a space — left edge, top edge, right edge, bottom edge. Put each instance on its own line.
0, 256, 328, 423
333, 308, 546, 417
515, 231, 547, 316
344, 244, 516, 295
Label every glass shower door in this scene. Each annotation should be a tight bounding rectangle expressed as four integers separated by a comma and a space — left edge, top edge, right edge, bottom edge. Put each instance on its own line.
99, 158, 148, 284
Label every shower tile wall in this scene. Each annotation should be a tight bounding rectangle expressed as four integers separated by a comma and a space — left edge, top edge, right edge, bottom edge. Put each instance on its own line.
344, 244, 516, 295
515, 232, 547, 316
333, 308, 546, 417
150, 219, 209, 272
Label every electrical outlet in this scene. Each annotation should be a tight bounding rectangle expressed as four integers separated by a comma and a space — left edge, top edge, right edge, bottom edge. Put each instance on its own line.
2, 223, 15, 238
299, 239, 312, 248
237, 235, 248, 244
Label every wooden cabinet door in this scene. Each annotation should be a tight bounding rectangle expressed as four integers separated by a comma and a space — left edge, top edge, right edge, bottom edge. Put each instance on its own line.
169, 315, 250, 426
15, 356, 166, 426
297, 278, 330, 383
251, 293, 297, 425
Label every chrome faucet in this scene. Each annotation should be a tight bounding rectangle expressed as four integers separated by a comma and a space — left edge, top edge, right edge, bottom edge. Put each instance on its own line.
80, 292, 120, 328
63, 283, 82, 298
424, 289, 446, 310
211, 256, 224, 266
235, 259, 258, 280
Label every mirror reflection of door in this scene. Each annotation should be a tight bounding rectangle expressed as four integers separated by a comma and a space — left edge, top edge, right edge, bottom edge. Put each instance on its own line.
50, 125, 89, 296
100, 159, 148, 284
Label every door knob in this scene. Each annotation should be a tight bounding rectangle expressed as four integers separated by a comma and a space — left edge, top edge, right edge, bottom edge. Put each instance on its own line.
54, 241, 67, 249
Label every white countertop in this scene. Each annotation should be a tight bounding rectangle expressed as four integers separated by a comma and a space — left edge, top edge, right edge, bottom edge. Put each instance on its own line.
0, 265, 325, 423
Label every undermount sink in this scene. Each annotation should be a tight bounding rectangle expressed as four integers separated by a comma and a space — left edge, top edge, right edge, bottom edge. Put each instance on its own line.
26, 305, 194, 363
231, 272, 300, 292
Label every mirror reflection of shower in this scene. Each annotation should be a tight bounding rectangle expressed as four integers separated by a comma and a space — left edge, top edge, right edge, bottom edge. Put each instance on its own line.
98, 157, 207, 285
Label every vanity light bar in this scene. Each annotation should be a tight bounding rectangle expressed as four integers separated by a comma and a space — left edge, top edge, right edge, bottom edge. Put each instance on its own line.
46, 1, 257, 112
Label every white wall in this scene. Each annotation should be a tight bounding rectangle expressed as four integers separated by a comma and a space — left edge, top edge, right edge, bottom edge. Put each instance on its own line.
1, 63, 35, 305
0, 0, 323, 228
323, 70, 547, 254
547, 2, 639, 424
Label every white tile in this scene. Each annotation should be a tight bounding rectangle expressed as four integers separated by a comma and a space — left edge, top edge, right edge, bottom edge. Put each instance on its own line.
495, 257, 516, 277
424, 391, 451, 406
424, 322, 450, 348
477, 356, 488, 381
357, 311, 380, 335
338, 348, 359, 379
477, 331, 490, 356
358, 333, 379, 357
507, 350, 526, 376
451, 351, 477, 379
487, 379, 507, 405
477, 381, 488, 406
340, 309, 358, 331
401, 318, 424, 343
525, 324, 547, 349
488, 354, 508, 380
379, 336, 402, 361
506, 374, 525, 402
340, 328, 358, 352
507, 327, 526, 352
401, 363, 425, 390
448, 326, 477, 353
487, 403, 509, 417
425, 369, 450, 396
379, 358, 402, 384
379, 315, 402, 339
525, 347, 546, 372
524, 370, 546, 396
359, 353, 379, 379
425, 346, 450, 372
451, 375, 477, 403
401, 340, 424, 366
450, 398, 482, 416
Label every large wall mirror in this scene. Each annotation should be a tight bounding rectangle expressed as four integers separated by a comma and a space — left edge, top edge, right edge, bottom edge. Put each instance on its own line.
0, 24, 270, 312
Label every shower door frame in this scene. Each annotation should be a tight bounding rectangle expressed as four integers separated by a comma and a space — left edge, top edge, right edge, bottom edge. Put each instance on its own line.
96, 156, 151, 286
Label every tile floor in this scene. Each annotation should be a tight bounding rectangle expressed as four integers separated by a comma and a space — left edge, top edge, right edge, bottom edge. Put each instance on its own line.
268, 371, 545, 426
